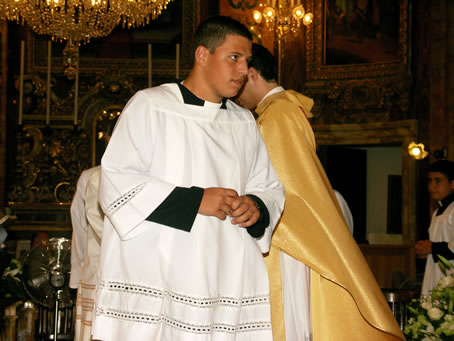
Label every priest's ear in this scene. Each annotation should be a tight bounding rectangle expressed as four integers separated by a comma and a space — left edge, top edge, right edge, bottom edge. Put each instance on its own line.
247, 67, 260, 84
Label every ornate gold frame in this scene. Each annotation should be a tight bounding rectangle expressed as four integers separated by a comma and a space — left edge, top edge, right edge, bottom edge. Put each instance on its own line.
305, 0, 408, 80
25, 0, 199, 77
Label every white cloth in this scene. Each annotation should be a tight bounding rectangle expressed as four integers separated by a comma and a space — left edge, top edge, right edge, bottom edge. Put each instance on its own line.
421, 202, 454, 296
280, 252, 312, 341
334, 189, 354, 234
74, 168, 103, 341
70, 166, 100, 289
93, 84, 285, 341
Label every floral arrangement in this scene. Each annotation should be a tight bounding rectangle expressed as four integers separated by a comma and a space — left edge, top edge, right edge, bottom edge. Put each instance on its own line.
404, 255, 454, 340
0, 252, 27, 306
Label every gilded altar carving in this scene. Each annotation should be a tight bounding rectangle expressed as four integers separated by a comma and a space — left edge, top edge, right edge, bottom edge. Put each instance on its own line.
306, 76, 410, 124
7, 68, 135, 206
8, 127, 90, 204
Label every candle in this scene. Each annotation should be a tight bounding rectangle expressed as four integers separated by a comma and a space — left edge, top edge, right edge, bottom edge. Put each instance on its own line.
148, 43, 152, 87
74, 46, 79, 125
46, 40, 51, 125
18, 40, 25, 125
176, 43, 180, 80
290, 0, 294, 7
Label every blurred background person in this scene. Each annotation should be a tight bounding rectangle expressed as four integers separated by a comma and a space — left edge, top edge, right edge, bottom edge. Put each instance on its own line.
415, 159, 454, 296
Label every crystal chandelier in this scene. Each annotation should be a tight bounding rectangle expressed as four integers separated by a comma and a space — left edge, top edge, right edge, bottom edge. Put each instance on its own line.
251, 1, 313, 83
0, 0, 173, 43
252, 0, 313, 40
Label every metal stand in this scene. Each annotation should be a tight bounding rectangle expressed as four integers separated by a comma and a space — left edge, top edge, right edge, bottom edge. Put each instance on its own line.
53, 298, 60, 340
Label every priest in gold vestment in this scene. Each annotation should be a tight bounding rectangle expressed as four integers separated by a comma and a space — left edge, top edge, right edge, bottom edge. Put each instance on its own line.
236, 43, 404, 340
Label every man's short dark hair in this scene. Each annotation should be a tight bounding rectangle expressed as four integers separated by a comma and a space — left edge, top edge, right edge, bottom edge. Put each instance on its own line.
192, 16, 252, 58
429, 159, 454, 181
248, 43, 278, 83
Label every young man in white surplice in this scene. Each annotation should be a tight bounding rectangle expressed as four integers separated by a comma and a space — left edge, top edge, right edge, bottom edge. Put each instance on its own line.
92, 16, 285, 341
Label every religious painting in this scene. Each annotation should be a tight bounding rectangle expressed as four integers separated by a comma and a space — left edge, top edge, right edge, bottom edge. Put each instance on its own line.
305, 0, 408, 80
324, 0, 401, 65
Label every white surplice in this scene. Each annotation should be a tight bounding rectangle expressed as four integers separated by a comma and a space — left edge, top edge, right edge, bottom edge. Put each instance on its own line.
421, 201, 454, 296
93, 83, 285, 341
74, 168, 103, 341
70, 166, 100, 289
334, 189, 354, 234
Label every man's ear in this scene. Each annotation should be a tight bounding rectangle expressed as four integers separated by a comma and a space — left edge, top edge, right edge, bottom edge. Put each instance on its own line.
194, 46, 209, 67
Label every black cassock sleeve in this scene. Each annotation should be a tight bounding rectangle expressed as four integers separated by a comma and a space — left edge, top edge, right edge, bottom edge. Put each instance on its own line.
432, 242, 454, 263
245, 194, 270, 238
146, 186, 204, 232
145, 188, 270, 238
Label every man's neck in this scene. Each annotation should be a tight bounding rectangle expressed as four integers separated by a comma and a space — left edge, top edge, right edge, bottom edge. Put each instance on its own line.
264, 81, 279, 94
257, 82, 283, 107
184, 70, 223, 104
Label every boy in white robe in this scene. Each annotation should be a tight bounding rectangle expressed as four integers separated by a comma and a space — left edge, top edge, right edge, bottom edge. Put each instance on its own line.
72, 167, 102, 341
93, 16, 285, 341
70, 166, 100, 290
416, 159, 454, 296
70, 115, 119, 341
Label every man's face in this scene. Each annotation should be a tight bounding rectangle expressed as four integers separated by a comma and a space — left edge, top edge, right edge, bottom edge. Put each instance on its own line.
235, 71, 258, 110
428, 171, 454, 201
203, 34, 251, 102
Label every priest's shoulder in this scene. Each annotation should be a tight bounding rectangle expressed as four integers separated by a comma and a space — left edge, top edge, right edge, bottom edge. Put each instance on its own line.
262, 95, 311, 120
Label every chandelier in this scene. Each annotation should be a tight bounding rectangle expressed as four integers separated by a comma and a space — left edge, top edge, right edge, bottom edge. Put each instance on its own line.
252, 0, 313, 40
0, 0, 173, 43
251, 1, 313, 83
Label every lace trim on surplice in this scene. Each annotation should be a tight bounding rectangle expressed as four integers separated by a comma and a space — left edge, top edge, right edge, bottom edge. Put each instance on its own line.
95, 307, 272, 335
98, 280, 270, 308
106, 183, 146, 215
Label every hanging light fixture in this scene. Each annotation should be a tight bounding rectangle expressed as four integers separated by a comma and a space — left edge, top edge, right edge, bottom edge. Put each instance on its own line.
1, 0, 173, 78
252, 0, 313, 40
251, 0, 312, 83
0, 0, 173, 43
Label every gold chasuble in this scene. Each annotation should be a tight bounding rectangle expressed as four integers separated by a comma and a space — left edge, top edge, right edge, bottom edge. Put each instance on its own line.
256, 90, 404, 340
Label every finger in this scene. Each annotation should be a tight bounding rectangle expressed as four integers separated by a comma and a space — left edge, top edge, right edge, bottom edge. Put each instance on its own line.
238, 212, 260, 227
215, 211, 227, 221
231, 214, 249, 225
221, 204, 232, 216
230, 199, 241, 211
230, 203, 248, 217
225, 196, 237, 210
231, 210, 257, 225
224, 189, 239, 198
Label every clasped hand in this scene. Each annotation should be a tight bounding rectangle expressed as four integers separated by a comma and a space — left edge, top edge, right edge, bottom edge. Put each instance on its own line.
198, 187, 260, 227
415, 240, 432, 259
